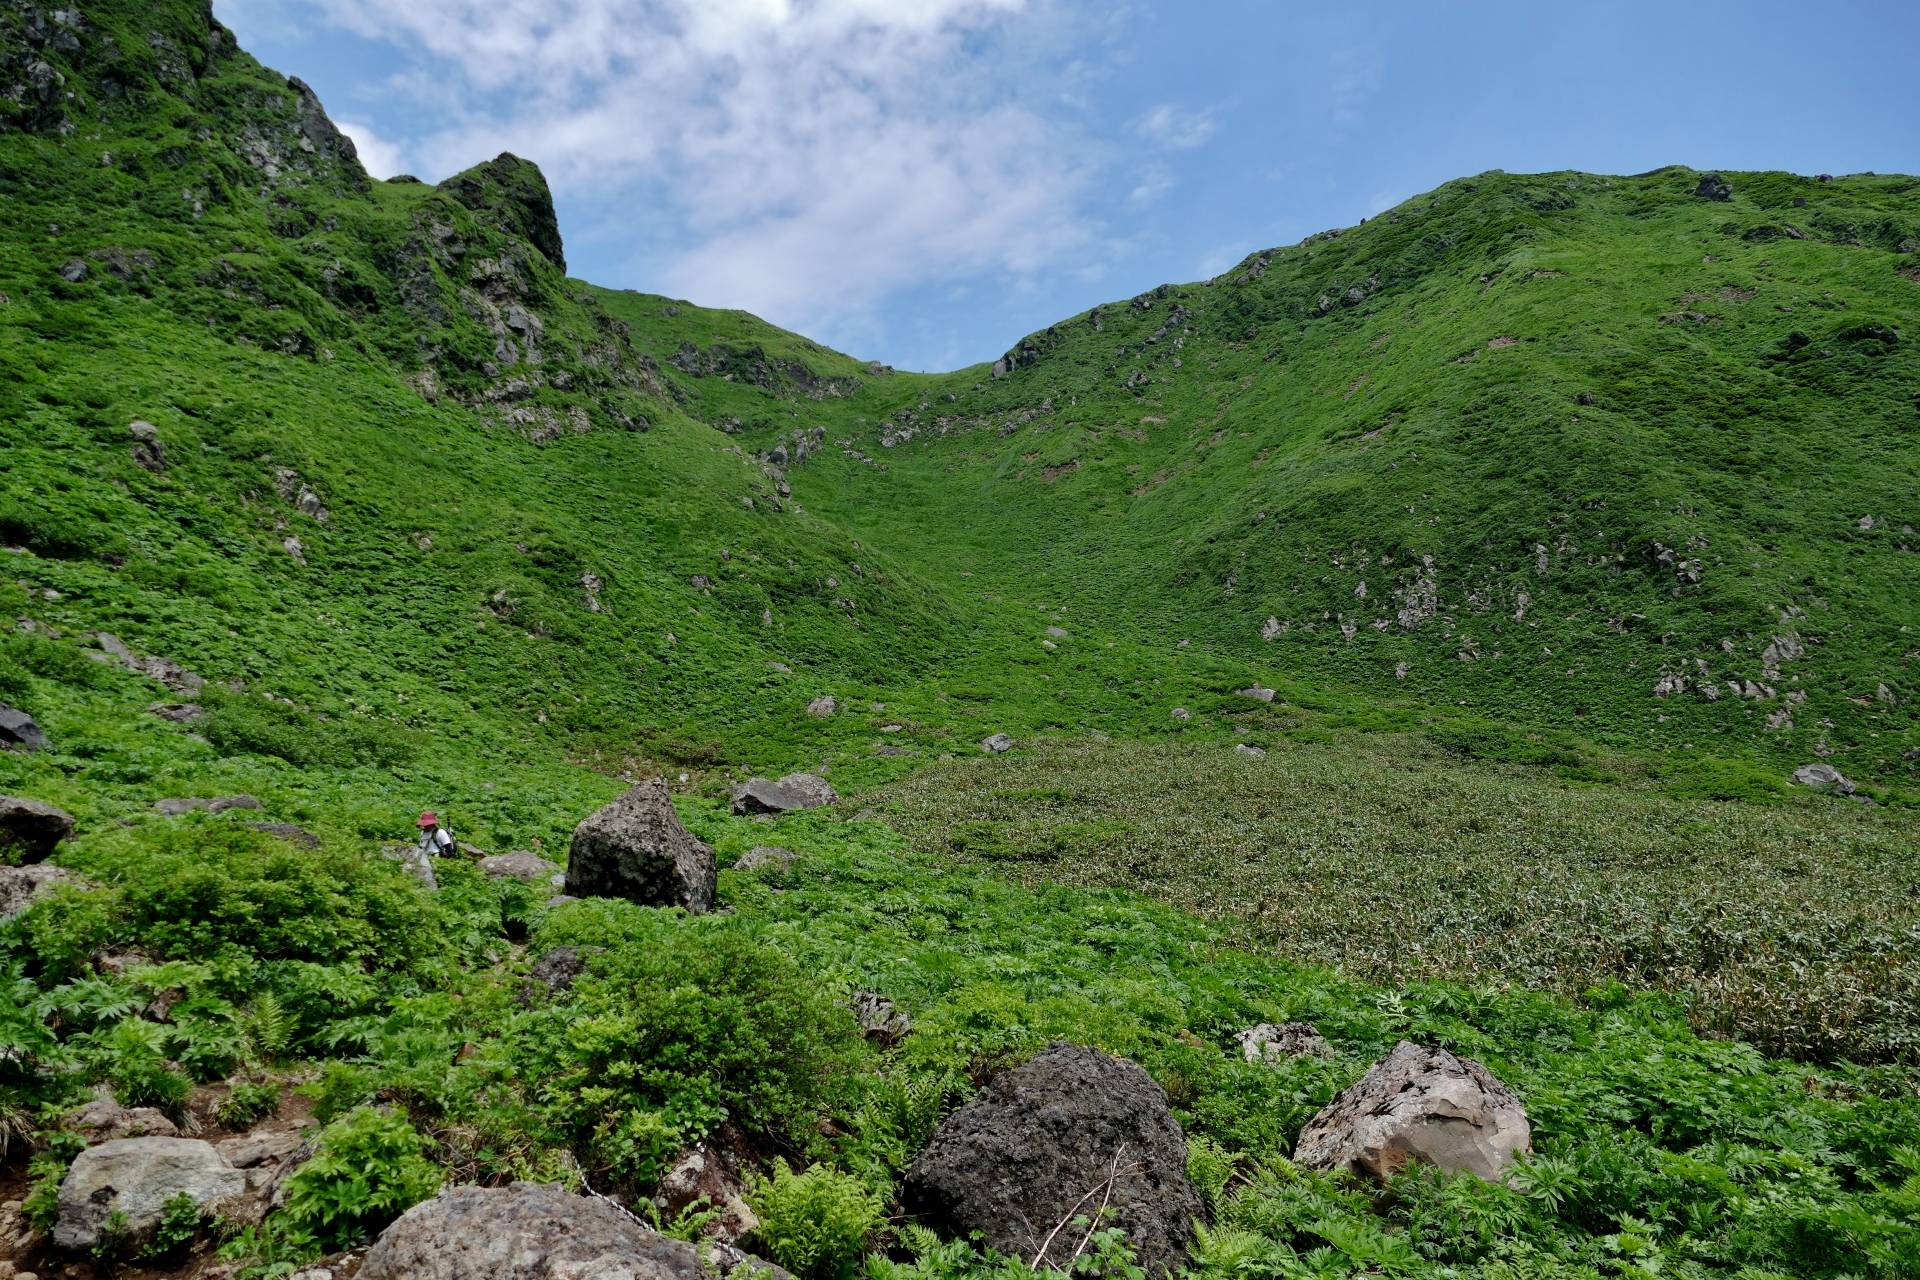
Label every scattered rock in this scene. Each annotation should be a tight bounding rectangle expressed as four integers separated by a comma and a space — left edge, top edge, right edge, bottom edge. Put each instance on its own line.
128, 420, 167, 474
213, 1127, 306, 1169
1292, 1040, 1531, 1184
91, 634, 204, 695
520, 945, 604, 1005
246, 822, 321, 849
654, 1141, 758, 1244
153, 795, 261, 817
147, 702, 205, 724
381, 844, 438, 890
1232, 744, 1266, 758
477, 851, 564, 883
904, 1042, 1205, 1277
1695, 172, 1733, 201
0, 705, 46, 752
54, 1137, 247, 1251
1235, 1022, 1333, 1063
730, 778, 808, 816
1236, 685, 1277, 703
65, 1093, 180, 1145
1792, 762, 1856, 794
733, 846, 798, 872
1045, 627, 1069, 638
359, 1181, 711, 1280
0, 863, 78, 919
849, 992, 910, 1046
0, 795, 74, 863
776, 772, 838, 808
1170, 707, 1191, 720
765, 662, 793, 674
567, 778, 716, 912
980, 733, 1013, 754
806, 695, 838, 717
873, 744, 914, 757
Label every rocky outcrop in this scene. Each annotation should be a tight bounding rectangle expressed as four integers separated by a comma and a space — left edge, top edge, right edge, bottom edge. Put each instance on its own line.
1292, 1040, 1530, 1184
904, 1043, 1205, 1277
807, 696, 838, 717
0, 862, 78, 919
0, 704, 46, 751
729, 773, 837, 816
360, 1181, 708, 1280
1235, 1022, 1333, 1063
478, 850, 564, 883
54, 1137, 247, 1251
153, 794, 261, 816
567, 780, 716, 912
436, 154, 567, 273
1793, 762, 1856, 794
91, 633, 204, 695
0, 795, 74, 863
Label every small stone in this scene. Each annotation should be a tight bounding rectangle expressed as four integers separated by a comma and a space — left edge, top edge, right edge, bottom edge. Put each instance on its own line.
849, 992, 910, 1045
0, 863, 78, 920
1232, 743, 1265, 757
806, 695, 838, 717
980, 732, 1012, 754
1045, 627, 1068, 638
1170, 707, 1191, 720
65, 1093, 180, 1144
478, 851, 564, 882
1236, 685, 1276, 702
733, 846, 798, 872
147, 702, 205, 723
1235, 1022, 1333, 1063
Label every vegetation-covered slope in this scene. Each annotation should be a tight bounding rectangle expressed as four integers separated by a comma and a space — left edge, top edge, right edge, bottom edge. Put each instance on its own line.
1, 4, 1919, 1279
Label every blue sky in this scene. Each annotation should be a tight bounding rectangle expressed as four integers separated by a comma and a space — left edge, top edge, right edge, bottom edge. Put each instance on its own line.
219, 0, 1920, 373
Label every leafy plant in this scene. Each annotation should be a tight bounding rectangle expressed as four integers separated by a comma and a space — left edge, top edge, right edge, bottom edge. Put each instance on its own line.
277, 1107, 444, 1250
141, 1192, 204, 1258
748, 1159, 886, 1280
216, 1079, 282, 1129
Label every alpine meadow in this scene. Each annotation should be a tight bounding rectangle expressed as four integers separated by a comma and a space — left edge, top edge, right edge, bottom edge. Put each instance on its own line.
1, 3, 1919, 1279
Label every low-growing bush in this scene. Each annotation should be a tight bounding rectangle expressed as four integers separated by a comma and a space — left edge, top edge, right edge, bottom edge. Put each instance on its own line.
748, 1159, 884, 1280
277, 1106, 443, 1250
201, 692, 418, 769
215, 1079, 281, 1128
25, 822, 442, 976
510, 926, 868, 1184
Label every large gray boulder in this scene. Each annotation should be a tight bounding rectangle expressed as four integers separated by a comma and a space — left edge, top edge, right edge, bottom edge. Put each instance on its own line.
903, 1043, 1204, 1278
0, 794, 74, 863
0, 862, 79, 920
729, 773, 837, 816
0, 705, 46, 751
360, 1181, 711, 1280
567, 779, 715, 912
1292, 1040, 1531, 1184
776, 772, 838, 808
54, 1137, 247, 1251
1793, 762, 1856, 794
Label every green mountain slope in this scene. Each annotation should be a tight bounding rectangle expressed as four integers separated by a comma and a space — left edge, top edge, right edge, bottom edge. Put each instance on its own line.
651, 171, 1920, 786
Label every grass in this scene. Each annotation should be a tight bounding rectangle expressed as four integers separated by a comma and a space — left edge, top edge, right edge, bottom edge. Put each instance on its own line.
872, 733, 1920, 1065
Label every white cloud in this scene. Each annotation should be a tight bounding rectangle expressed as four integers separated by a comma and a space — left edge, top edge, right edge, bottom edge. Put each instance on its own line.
1132, 102, 1216, 149
335, 119, 408, 179
286, 0, 1097, 331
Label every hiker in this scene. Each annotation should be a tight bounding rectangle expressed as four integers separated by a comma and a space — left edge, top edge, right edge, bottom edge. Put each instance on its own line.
416, 810, 456, 857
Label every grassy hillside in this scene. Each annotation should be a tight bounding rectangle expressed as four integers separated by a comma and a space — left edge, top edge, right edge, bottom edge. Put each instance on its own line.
1, 4, 1919, 1279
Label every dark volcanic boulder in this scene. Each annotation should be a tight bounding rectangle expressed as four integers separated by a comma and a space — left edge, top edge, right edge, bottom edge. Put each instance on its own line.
566, 779, 716, 912
0, 704, 46, 751
1292, 1040, 1530, 1183
361, 1181, 707, 1280
904, 1043, 1204, 1278
0, 794, 75, 863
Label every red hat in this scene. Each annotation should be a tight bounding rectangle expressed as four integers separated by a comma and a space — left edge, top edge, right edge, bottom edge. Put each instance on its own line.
417, 811, 438, 827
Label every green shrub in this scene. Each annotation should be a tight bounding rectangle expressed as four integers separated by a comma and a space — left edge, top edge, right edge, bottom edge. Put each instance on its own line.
201, 693, 417, 768
1658, 757, 1788, 804
278, 1107, 443, 1250
1428, 720, 1583, 768
510, 927, 867, 1182
141, 1192, 204, 1259
35, 822, 441, 975
747, 1159, 884, 1280
0, 633, 114, 690
104, 1018, 192, 1116
215, 1080, 281, 1128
